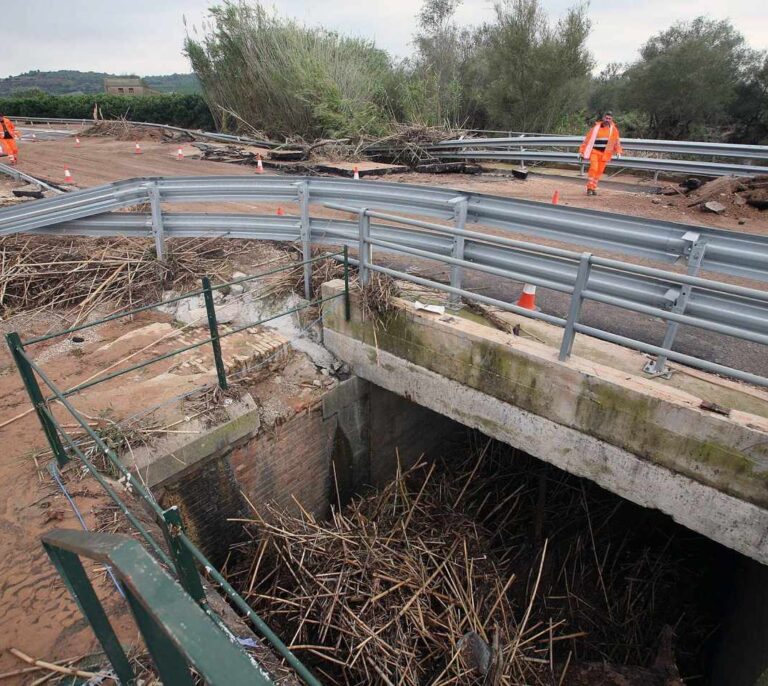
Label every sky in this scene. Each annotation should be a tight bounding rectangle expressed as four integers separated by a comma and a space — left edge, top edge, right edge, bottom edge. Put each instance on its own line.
1, 0, 766, 78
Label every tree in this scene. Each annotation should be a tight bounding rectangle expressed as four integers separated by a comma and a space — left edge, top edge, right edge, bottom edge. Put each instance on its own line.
728, 54, 768, 144
473, 0, 593, 133
622, 17, 758, 139
399, 0, 479, 127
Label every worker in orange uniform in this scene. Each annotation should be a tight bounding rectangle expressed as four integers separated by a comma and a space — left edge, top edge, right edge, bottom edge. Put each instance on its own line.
578, 111, 622, 195
0, 114, 19, 164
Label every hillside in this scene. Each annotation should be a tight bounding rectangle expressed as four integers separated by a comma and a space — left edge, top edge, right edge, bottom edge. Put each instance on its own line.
0, 70, 201, 96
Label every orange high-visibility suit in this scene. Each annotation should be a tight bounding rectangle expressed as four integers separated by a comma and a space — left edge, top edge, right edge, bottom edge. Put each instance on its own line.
578, 117, 622, 194
0, 116, 18, 162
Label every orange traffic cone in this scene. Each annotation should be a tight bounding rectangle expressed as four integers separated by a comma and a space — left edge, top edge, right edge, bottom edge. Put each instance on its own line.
516, 283, 537, 311
176, 147, 184, 160
256, 154, 264, 174
134, 142, 142, 155
551, 190, 559, 204
63, 166, 74, 184
276, 207, 285, 216
353, 165, 360, 180
75, 137, 81, 147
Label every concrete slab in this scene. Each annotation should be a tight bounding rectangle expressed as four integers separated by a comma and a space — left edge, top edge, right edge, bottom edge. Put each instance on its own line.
321, 279, 768, 564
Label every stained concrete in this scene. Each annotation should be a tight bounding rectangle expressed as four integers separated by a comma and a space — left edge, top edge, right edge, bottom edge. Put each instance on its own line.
321, 280, 768, 565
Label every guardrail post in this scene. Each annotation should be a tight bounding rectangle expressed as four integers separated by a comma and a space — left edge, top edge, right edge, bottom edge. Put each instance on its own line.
162, 507, 206, 606
343, 245, 351, 321
296, 181, 312, 299
148, 182, 166, 262
42, 542, 135, 684
6, 332, 68, 466
201, 277, 228, 390
559, 253, 592, 361
358, 208, 371, 286
448, 197, 468, 310
644, 240, 708, 377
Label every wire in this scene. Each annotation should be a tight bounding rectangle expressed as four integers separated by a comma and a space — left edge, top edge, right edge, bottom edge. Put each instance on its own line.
47, 462, 125, 598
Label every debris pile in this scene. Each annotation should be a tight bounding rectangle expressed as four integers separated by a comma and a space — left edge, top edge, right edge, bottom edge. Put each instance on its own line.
236, 444, 710, 685
81, 120, 195, 143
0, 236, 246, 319
662, 174, 768, 218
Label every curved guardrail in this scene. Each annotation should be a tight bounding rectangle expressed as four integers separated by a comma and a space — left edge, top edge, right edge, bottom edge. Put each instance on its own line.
2, 175, 767, 384
3, 175, 768, 281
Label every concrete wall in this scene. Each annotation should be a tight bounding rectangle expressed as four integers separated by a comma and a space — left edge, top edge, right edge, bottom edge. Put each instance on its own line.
321, 280, 768, 567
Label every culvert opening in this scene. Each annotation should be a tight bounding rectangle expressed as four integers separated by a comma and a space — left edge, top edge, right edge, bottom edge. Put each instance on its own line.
230, 432, 745, 685
71, 336, 85, 343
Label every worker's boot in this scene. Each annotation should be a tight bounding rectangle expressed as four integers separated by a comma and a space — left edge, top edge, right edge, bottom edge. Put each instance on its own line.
587, 188, 597, 196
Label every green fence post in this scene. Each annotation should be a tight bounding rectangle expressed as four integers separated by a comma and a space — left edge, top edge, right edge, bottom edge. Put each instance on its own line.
5, 332, 68, 466
343, 245, 351, 322
201, 277, 228, 390
162, 507, 207, 606
42, 543, 135, 684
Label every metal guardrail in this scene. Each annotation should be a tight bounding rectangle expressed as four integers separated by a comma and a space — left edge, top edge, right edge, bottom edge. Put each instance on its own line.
9, 115, 278, 148
435, 150, 768, 178
429, 135, 768, 161
6, 256, 344, 685
3, 175, 768, 281
42, 529, 274, 685
325, 201, 768, 386
2, 175, 767, 383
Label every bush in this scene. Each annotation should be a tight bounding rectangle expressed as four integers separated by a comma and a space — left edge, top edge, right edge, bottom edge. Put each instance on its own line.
185, 2, 396, 139
0, 93, 215, 129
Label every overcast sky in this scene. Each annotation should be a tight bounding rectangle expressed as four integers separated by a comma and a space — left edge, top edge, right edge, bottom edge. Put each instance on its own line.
2, 0, 766, 78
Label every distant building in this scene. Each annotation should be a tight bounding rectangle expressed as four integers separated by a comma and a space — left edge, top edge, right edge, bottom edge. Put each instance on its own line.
103, 77, 160, 96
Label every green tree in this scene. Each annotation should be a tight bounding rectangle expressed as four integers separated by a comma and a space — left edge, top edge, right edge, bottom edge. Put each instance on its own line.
473, 0, 593, 133
400, 0, 478, 126
728, 54, 768, 144
622, 17, 758, 139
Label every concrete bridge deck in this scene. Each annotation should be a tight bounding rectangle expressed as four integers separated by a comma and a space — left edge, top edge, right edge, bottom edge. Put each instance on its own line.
321, 280, 768, 564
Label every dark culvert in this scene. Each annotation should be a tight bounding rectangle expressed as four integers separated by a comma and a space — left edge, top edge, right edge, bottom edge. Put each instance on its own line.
230, 431, 748, 685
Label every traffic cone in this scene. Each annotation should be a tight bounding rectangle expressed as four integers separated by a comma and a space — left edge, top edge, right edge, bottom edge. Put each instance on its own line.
276, 207, 285, 216
551, 190, 559, 204
63, 166, 74, 184
75, 137, 81, 147
353, 165, 360, 180
176, 147, 184, 160
256, 154, 264, 174
134, 142, 142, 155
516, 283, 537, 311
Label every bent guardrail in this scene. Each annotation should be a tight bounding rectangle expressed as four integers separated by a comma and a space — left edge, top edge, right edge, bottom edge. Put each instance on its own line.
2, 175, 767, 382
2, 175, 768, 282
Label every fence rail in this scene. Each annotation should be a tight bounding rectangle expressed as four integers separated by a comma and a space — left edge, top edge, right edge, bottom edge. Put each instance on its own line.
6, 252, 348, 686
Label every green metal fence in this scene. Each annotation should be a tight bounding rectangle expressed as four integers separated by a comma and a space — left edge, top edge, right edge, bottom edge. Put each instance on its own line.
6, 250, 351, 685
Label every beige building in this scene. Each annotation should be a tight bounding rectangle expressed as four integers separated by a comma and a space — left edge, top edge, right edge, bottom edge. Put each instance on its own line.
103, 77, 160, 96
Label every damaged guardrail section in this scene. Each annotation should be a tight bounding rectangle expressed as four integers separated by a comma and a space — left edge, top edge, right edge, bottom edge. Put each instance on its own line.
1, 175, 767, 384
